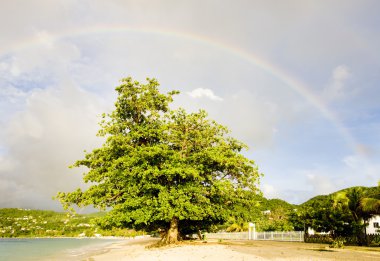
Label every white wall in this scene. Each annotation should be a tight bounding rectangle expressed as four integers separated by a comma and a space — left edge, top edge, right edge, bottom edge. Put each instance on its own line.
367, 215, 380, 234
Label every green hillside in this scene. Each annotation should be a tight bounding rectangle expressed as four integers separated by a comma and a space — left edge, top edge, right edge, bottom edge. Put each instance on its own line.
0, 208, 141, 238
300, 186, 380, 207
226, 186, 380, 233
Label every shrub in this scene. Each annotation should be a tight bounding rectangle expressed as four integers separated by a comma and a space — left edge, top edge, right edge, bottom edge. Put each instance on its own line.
330, 237, 345, 248
304, 234, 333, 244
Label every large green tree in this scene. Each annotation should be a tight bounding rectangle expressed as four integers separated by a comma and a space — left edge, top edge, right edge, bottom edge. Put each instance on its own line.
57, 77, 261, 244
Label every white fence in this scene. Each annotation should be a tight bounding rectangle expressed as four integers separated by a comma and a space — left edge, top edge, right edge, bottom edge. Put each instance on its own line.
206, 231, 304, 242
206, 232, 249, 240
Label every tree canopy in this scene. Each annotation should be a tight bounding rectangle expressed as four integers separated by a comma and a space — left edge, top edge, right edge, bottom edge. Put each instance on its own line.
57, 77, 261, 244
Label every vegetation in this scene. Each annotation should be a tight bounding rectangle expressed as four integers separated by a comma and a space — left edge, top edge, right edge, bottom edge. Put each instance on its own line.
256, 198, 296, 231
220, 185, 380, 245
295, 186, 380, 246
2, 186, 379, 244
222, 196, 297, 232
0, 208, 142, 238
56, 77, 261, 245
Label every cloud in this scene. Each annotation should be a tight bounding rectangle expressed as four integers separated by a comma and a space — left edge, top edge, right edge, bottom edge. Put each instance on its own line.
323, 65, 352, 101
306, 172, 336, 195
295, 156, 380, 202
0, 85, 28, 102
261, 183, 278, 199
35, 30, 55, 49
0, 83, 106, 210
343, 154, 380, 182
261, 182, 314, 204
176, 88, 283, 148
343, 155, 361, 169
187, 88, 223, 101
0, 30, 81, 88
215, 90, 281, 148
0, 155, 15, 173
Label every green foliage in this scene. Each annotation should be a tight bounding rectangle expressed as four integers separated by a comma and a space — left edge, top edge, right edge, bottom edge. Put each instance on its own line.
304, 234, 334, 244
220, 195, 298, 232
98, 227, 140, 237
305, 233, 380, 247
295, 186, 380, 246
57, 77, 261, 241
247, 197, 295, 232
300, 195, 356, 237
0, 208, 91, 237
0, 208, 142, 238
330, 237, 345, 248
257, 199, 296, 232
368, 234, 380, 247
226, 223, 245, 232
262, 198, 295, 210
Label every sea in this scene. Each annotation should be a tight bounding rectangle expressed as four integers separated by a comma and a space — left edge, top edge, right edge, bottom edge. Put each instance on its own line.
0, 238, 122, 261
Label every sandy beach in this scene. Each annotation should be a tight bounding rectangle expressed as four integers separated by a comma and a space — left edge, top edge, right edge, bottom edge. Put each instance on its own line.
89, 238, 380, 261
91, 238, 262, 261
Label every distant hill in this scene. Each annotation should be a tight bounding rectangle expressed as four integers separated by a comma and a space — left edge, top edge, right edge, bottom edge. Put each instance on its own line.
259, 198, 296, 211
0, 208, 140, 238
299, 186, 380, 207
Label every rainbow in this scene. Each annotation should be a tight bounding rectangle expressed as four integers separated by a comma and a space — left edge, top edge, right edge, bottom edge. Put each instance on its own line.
0, 24, 358, 153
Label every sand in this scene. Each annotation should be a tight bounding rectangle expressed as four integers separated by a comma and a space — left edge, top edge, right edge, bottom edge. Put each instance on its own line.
89, 238, 380, 261
91, 238, 261, 261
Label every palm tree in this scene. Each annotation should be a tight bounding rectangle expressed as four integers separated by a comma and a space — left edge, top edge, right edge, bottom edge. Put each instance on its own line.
335, 187, 380, 245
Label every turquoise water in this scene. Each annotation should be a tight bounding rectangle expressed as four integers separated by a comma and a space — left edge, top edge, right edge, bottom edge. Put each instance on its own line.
0, 238, 121, 261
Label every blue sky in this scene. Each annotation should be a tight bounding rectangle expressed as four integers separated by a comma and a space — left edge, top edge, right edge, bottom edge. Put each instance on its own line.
0, 0, 379, 210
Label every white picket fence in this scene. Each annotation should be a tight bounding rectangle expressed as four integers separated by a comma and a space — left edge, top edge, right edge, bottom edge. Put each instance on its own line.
206, 231, 304, 242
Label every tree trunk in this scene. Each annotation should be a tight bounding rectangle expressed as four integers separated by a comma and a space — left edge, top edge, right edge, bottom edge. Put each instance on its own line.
197, 230, 202, 240
362, 223, 368, 246
161, 217, 180, 245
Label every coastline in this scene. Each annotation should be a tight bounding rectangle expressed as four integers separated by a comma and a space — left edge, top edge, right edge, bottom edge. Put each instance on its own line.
88, 239, 380, 261
89, 237, 159, 261
0, 237, 133, 261
49, 236, 153, 261
89, 239, 264, 261
4, 236, 380, 260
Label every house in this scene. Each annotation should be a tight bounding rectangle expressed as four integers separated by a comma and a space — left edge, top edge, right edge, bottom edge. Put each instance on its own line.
308, 215, 380, 235
307, 227, 329, 235
367, 215, 380, 234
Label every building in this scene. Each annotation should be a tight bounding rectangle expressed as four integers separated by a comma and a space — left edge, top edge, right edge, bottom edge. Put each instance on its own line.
307, 215, 380, 235
367, 215, 380, 234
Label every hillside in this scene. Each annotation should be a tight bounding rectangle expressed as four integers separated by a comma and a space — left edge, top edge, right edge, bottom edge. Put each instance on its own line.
261, 198, 295, 211
300, 186, 380, 207
0, 208, 140, 238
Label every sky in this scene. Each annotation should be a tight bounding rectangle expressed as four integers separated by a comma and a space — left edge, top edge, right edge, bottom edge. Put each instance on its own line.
0, 0, 380, 210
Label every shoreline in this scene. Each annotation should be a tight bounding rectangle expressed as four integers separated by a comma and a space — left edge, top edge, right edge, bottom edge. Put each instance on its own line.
0, 235, 147, 239
4, 237, 379, 260
53, 236, 154, 261
91, 237, 160, 260
0, 237, 129, 261
89, 239, 265, 261
88, 239, 380, 261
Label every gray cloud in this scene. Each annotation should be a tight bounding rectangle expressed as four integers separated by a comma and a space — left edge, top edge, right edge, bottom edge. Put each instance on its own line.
0, 84, 105, 209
